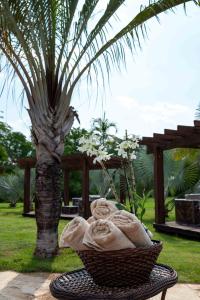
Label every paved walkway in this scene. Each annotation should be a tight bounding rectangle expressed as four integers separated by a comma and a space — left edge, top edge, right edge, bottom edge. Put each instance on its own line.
0, 271, 199, 300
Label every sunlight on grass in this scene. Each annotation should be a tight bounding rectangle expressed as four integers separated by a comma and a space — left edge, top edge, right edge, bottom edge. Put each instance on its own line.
0, 201, 199, 282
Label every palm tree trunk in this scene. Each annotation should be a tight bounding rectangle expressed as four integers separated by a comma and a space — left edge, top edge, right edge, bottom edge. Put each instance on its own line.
34, 158, 61, 258
30, 106, 76, 258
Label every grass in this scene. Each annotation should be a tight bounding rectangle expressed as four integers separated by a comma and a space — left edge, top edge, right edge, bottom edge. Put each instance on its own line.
0, 200, 200, 283
0, 203, 82, 273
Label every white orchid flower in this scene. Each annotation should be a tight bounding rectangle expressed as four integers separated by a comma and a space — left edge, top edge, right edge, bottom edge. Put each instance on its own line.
130, 152, 137, 160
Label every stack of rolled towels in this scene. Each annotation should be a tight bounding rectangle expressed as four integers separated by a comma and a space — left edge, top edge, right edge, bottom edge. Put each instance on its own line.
59, 198, 153, 251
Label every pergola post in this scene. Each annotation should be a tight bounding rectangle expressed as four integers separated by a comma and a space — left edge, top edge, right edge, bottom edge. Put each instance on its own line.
82, 157, 90, 219
63, 169, 70, 205
154, 147, 165, 224
23, 166, 31, 214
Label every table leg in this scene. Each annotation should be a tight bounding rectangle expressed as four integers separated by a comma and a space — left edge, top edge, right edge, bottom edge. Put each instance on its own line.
161, 289, 167, 300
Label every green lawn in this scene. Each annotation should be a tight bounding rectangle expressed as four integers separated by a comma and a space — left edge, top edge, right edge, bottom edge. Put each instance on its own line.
0, 201, 199, 283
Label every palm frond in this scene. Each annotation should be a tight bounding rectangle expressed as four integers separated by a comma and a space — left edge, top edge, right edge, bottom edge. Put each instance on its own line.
68, 0, 193, 95
134, 147, 154, 193
164, 150, 200, 196
0, 0, 196, 144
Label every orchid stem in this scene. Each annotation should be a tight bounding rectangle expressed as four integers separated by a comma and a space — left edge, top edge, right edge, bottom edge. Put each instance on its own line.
99, 161, 120, 202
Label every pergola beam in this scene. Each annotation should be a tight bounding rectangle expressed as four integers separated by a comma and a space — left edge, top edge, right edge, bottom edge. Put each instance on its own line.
140, 120, 200, 226
194, 120, 200, 127
18, 154, 126, 218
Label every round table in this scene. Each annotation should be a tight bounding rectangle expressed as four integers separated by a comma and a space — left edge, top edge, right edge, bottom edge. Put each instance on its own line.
50, 264, 177, 300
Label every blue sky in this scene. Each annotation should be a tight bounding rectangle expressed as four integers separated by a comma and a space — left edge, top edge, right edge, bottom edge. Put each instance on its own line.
1, 1, 200, 139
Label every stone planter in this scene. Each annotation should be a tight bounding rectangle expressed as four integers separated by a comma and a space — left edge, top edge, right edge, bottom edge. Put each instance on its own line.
175, 194, 200, 226
62, 205, 79, 215
72, 195, 100, 216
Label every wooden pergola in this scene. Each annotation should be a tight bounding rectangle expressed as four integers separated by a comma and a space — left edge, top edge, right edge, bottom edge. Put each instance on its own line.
140, 120, 200, 239
18, 153, 126, 219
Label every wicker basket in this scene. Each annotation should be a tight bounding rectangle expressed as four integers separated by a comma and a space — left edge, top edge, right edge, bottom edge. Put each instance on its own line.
77, 240, 162, 287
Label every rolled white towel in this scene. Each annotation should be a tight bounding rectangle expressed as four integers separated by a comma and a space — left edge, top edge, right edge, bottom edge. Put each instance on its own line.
59, 217, 90, 250
87, 216, 96, 224
90, 198, 118, 220
83, 219, 136, 251
108, 210, 153, 248
143, 223, 153, 239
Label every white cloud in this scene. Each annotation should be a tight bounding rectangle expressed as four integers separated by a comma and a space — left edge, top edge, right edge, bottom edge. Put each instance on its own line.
106, 96, 195, 137
9, 117, 31, 139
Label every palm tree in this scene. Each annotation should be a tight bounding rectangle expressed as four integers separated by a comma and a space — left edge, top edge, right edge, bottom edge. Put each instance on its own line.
0, 168, 35, 207
0, 0, 194, 258
91, 112, 117, 145
134, 147, 154, 194
134, 147, 200, 215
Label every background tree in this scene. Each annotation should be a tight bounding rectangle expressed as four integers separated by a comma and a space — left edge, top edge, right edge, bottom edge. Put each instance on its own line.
64, 127, 89, 155
0, 121, 10, 170
91, 112, 117, 146
0, 0, 195, 258
63, 127, 90, 197
0, 144, 8, 165
4, 131, 34, 162
0, 121, 11, 140
0, 120, 34, 166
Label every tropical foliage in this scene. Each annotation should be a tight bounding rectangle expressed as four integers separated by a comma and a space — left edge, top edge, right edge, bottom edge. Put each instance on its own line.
134, 147, 154, 195
0, 145, 8, 164
0, 0, 196, 258
91, 112, 117, 146
64, 127, 89, 155
0, 168, 35, 207
164, 150, 200, 196
2, 120, 200, 236
0, 120, 34, 171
